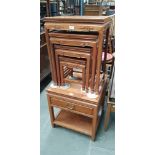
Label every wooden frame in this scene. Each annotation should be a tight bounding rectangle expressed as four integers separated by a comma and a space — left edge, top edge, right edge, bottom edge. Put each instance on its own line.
45, 16, 111, 93
50, 37, 98, 93
55, 48, 91, 92
46, 76, 108, 140
44, 16, 112, 140
45, 28, 58, 85
60, 61, 86, 90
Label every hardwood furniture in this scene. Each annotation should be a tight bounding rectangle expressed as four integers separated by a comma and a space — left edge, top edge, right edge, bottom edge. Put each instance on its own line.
44, 16, 112, 94
44, 16, 112, 140
50, 37, 96, 82
49, 31, 98, 92
47, 77, 108, 140
54, 46, 91, 88
60, 61, 86, 90
59, 56, 86, 90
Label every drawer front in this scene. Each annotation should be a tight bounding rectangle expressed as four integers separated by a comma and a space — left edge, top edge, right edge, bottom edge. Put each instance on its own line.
50, 96, 93, 116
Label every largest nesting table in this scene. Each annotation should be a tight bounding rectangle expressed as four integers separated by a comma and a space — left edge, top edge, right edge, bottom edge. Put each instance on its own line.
46, 77, 108, 140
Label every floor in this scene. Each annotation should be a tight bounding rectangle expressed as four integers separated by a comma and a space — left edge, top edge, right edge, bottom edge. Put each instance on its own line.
40, 82, 115, 155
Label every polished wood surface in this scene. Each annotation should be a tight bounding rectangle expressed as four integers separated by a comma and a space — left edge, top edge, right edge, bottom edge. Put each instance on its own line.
54, 110, 92, 136
47, 80, 106, 104
47, 77, 108, 140
45, 16, 111, 93
60, 61, 85, 82
49, 31, 98, 40
55, 48, 91, 91
51, 97, 93, 117
44, 16, 112, 140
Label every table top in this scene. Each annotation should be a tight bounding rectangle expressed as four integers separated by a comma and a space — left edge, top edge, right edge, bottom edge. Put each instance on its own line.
44, 16, 112, 24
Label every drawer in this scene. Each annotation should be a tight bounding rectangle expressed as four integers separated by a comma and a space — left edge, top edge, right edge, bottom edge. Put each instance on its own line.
50, 96, 93, 116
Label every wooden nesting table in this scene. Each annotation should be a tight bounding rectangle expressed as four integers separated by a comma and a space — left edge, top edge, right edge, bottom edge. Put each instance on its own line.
44, 16, 112, 140
44, 16, 112, 94
47, 77, 108, 140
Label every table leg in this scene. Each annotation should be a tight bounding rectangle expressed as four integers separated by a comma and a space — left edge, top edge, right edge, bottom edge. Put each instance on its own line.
90, 45, 97, 93
60, 63, 65, 85
86, 56, 90, 93
47, 95, 55, 127
45, 28, 57, 85
82, 67, 86, 91
55, 53, 61, 86
95, 31, 104, 94
92, 108, 98, 141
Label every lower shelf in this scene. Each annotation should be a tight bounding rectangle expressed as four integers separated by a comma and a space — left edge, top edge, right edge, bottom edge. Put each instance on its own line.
54, 110, 92, 136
